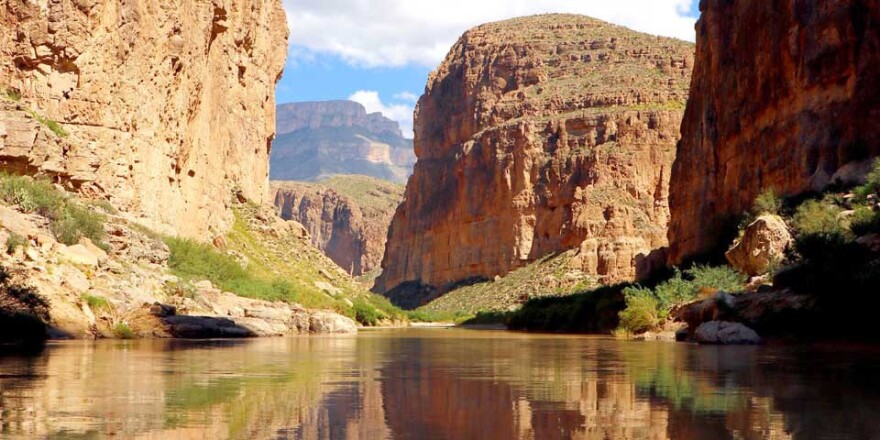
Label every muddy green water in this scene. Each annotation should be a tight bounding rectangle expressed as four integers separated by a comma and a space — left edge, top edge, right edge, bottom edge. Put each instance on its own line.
0, 328, 878, 439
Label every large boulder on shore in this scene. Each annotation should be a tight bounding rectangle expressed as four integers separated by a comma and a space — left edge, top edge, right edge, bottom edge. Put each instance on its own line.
694, 321, 761, 345
726, 215, 792, 276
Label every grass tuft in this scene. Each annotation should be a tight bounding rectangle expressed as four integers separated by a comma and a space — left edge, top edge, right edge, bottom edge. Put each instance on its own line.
0, 174, 106, 246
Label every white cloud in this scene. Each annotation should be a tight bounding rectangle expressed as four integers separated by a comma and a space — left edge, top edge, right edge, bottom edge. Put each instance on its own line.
283, 0, 697, 68
349, 90, 415, 139
393, 91, 419, 103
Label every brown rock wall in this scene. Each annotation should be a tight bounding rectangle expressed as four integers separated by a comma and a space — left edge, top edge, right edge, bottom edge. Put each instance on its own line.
668, 0, 880, 263
0, 0, 289, 238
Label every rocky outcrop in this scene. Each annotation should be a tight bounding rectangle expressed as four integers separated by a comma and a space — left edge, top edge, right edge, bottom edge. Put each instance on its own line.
0, 0, 288, 238
726, 215, 792, 276
377, 15, 694, 299
668, 0, 880, 263
272, 176, 404, 276
0, 192, 361, 340
271, 101, 416, 183
693, 321, 761, 345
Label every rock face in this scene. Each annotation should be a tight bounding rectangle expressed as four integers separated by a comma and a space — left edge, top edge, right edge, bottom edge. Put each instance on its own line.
376, 15, 694, 297
668, 0, 880, 263
0, 0, 288, 238
271, 176, 404, 276
726, 215, 792, 276
271, 101, 416, 183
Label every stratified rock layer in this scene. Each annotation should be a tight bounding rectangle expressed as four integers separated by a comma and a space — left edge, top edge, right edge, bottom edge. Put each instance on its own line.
272, 176, 404, 276
271, 101, 416, 183
0, 0, 288, 237
377, 14, 693, 296
668, 0, 880, 263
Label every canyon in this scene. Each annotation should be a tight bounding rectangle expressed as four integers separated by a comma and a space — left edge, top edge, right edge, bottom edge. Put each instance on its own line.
667, 0, 880, 263
271, 101, 416, 183
0, 0, 288, 238
272, 176, 404, 277
376, 14, 694, 304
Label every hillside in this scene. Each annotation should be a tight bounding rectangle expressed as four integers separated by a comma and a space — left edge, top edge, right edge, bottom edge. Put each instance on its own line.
271, 101, 416, 183
272, 176, 404, 277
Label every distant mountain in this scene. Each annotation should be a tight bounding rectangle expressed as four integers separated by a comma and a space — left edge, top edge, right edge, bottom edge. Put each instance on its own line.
270, 101, 416, 183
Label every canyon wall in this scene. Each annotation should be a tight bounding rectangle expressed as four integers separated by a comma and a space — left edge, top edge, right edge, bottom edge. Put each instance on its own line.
668, 0, 880, 263
0, 0, 288, 237
272, 176, 404, 276
271, 101, 416, 183
376, 14, 693, 297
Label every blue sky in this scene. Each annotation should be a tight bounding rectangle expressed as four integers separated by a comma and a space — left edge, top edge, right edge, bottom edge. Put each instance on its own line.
278, 0, 701, 137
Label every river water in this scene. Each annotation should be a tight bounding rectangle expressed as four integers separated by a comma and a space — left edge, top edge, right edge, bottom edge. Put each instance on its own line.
0, 328, 878, 439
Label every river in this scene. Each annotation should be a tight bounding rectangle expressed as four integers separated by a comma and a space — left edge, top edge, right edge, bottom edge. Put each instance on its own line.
0, 328, 877, 439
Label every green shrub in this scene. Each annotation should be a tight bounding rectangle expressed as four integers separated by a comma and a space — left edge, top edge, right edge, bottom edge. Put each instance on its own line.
165, 237, 248, 283
752, 188, 782, 216
52, 204, 106, 246
5, 233, 27, 254
792, 200, 844, 237
854, 158, 880, 202
685, 265, 747, 293
0, 175, 106, 246
351, 299, 386, 326
0, 175, 64, 216
851, 207, 880, 236
27, 110, 68, 137
2, 89, 21, 102
654, 269, 698, 309
618, 286, 661, 333
83, 294, 111, 312
113, 322, 135, 339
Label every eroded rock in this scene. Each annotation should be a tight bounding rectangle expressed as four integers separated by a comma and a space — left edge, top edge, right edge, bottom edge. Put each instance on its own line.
377, 14, 694, 298
693, 321, 761, 345
726, 215, 792, 276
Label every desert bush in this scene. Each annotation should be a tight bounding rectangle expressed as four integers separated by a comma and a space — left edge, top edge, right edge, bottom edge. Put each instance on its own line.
854, 158, 880, 202
165, 237, 248, 283
5, 233, 27, 254
618, 286, 662, 333
850, 207, 880, 236
791, 200, 844, 237
0, 175, 107, 246
113, 322, 136, 339
685, 265, 747, 293
752, 188, 782, 216
83, 294, 111, 312
351, 298, 386, 326
52, 203, 106, 246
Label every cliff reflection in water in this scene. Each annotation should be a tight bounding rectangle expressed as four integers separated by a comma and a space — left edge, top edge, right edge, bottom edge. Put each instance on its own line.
0, 330, 878, 439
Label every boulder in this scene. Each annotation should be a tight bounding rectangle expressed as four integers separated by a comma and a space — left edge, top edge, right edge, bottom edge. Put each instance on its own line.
693, 321, 761, 345
726, 215, 791, 276
57, 244, 100, 267
308, 311, 357, 334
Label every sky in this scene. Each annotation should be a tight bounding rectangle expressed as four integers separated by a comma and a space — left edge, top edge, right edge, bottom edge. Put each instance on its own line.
278, 0, 702, 137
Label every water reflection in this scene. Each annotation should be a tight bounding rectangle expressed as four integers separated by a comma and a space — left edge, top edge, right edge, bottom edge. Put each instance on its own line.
0, 330, 877, 439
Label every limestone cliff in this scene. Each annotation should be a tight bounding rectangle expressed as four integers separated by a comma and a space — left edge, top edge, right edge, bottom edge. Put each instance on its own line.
272, 176, 404, 276
376, 14, 693, 299
271, 101, 416, 183
0, 0, 288, 238
668, 0, 880, 263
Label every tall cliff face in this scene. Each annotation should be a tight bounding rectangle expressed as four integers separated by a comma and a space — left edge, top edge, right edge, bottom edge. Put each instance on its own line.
272, 176, 404, 276
0, 0, 288, 237
271, 101, 416, 183
668, 0, 880, 263
376, 14, 694, 297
